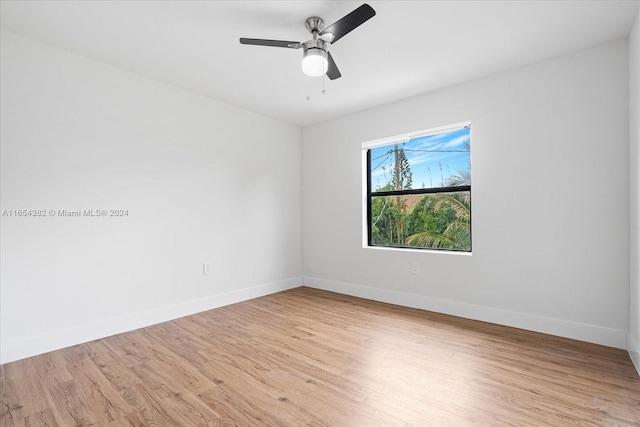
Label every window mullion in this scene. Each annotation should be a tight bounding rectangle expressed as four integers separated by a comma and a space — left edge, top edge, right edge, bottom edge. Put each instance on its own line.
370, 185, 471, 197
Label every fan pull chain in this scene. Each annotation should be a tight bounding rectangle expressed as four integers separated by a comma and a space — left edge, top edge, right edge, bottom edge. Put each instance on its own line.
305, 75, 329, 101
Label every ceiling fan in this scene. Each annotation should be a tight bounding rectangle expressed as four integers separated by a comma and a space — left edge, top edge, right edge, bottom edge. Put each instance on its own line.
239, 4, 376, 80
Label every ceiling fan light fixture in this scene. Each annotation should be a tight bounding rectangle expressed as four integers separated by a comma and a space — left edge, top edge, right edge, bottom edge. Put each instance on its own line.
302, 48, 328, 77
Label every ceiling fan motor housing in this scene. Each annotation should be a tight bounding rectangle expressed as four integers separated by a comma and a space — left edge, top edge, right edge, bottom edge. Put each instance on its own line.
304, 39, 327, 54
305, 16, 324, 33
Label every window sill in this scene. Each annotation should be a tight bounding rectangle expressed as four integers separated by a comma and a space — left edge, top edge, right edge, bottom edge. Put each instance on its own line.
363, 245, 472, 256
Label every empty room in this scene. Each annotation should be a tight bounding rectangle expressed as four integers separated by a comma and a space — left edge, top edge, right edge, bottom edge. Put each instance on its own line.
1, 1, 639, 425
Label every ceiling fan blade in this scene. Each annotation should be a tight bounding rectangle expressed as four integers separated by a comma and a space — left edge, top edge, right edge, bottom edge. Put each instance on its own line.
326, 52, 342, 80
239, 38, 302, 49
319, 4, 375, 44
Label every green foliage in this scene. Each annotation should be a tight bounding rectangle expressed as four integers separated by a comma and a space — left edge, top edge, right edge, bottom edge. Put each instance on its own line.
406, 193, 470, 251
372, 192, 471, 251
370, 196, 404, 246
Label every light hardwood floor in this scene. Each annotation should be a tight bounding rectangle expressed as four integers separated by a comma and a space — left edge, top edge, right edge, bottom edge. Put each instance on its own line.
1, 287, 639, 426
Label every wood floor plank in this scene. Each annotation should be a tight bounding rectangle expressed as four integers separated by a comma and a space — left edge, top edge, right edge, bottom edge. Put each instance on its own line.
65, 356, 130, 424
14, 408, 59, 427
2, 287, 639, 426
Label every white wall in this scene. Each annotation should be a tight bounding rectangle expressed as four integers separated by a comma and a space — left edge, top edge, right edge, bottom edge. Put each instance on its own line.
629, 9, 640, 373
303, 39, 630, 349
0, 30, 302, 363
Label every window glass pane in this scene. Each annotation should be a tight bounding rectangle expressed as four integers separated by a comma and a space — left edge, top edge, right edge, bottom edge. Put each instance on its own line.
370, 126, 470, 192
370, 191, 471, 251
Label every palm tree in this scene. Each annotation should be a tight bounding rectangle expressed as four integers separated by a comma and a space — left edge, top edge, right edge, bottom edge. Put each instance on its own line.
446, 169, 471, 187
406, 193, 470, 250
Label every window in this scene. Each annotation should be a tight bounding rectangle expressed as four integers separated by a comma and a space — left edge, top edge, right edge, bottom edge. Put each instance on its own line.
364, 123, 471, 251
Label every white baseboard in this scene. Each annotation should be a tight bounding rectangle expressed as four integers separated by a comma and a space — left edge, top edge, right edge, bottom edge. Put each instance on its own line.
1, 277, 302, 364
303, 276, 628, 350
629, 333, 640, 377
5, 276, 632, 367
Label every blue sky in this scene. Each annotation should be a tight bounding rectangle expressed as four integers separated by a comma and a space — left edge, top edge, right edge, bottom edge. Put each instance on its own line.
370, 126, 470, 190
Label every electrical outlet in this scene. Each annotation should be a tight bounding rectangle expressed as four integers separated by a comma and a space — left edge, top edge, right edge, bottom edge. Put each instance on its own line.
203, 263, 211, 275
411, 261, 419, 274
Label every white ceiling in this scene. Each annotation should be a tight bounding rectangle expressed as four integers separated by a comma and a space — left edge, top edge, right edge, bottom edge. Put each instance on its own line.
1, 1, 638, 127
